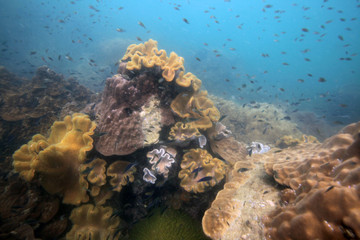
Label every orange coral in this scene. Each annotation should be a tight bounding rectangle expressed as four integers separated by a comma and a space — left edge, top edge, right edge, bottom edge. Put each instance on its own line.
168, 122, 201, 142
12, 113, 96, 205
66, 204, 120, 240
178, 148, 227, 193
106, 160, 136, 192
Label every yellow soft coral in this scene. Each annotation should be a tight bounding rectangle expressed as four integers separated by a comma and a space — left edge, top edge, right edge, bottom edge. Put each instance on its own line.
178, 148, 227, 193
168, 122, 202, 142
66, 204, 120, 240
176, 72, 202, 92
161, 51, 185, 82
170, 90, 220, 130
82, 158, 107, 197
12, 113, 96, 205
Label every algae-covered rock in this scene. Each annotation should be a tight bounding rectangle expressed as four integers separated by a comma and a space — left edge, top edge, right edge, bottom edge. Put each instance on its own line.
129, 207, 210, 240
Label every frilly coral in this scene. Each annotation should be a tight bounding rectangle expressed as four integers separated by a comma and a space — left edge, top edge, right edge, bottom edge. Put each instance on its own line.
171, 90, 220, 130
82, 158, 107, 197
178, 148, 227, 193
161, 51, 185, 82
176, 72, 202, 92
122, 39, 167, 70
146, 147, 176, 178
106, 160, 136, 192
168, 122, 201, 142
65, 204, 120, 240
12, 113, 96, 205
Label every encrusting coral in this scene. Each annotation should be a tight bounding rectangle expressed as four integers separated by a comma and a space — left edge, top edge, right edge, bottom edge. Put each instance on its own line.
106, 160, 136, 192
12, 113, 96, 205
66, 204, 120, 240
178, 148, 227, 193
263, 121, 360, 240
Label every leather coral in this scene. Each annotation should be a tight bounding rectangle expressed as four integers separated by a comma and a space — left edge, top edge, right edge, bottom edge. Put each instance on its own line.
12, 113, 96, 205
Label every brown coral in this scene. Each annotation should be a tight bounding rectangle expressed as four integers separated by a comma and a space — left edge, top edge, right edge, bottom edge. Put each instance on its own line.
106, 160, 136, 192
178, 148, 227, 193
12, 113, 96, 205
66, 204, 120, 240
263, 121, 360, 240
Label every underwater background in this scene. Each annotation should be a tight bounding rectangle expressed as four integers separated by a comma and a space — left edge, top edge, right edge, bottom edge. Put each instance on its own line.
1, 0, 359, 127
1, 0, 360, 240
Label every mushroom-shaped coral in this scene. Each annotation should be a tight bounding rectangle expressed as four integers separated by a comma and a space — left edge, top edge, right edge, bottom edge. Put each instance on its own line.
106, 160, 136, 192
65, 204, 120, 240
168, 122, 201, 142
146, 147, 176, 178
12, 113, 96, 205
82, 158, 107, 197
178, 148, 227, 193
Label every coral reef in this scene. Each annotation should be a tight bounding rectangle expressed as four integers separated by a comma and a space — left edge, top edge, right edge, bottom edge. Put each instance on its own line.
178, 148, 227, 193
66, 204, 120, 240
106, 160, 136, 192
12, 113, 96, 205
0, 66, 94, 157
263, 121, 360, 240
129, 207, 209, 240
83, 158, 107, 197
275, 134, 319, 148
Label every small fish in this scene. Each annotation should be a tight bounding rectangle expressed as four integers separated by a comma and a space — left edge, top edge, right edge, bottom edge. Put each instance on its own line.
282, 116, 291, 120
123, 162, 137, 173
333, 121, 344, 125
264, 4, 273, 8
116, 28, 125, 32
198, 176, 212, 182
248, 148, 253, 156
304, 58, 311, 62
219, 115, 227, 122
94, 132, 108, 137
318, 77, 326, 82
325, 185, 334, 192
339, 104, 348, 108
192, 167, 203, 178
279, 88, 285, 92
297, 79, 304, 83
65, 55, 73, 61
30, 51, 37, 55
237, 168, 249, 173
183, 18, 189, 24
302, 28, 309, 32
282, 62, 289, 66
58, 55, 61, 60
338, 35, 344, 41
136, 36, 143, 41
138, 21, 146, 28
89, 5, 100, 12
195, 57, 201, 61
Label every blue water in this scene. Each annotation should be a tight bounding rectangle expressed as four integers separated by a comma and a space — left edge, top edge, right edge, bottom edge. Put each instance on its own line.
1, 0, 359, 125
